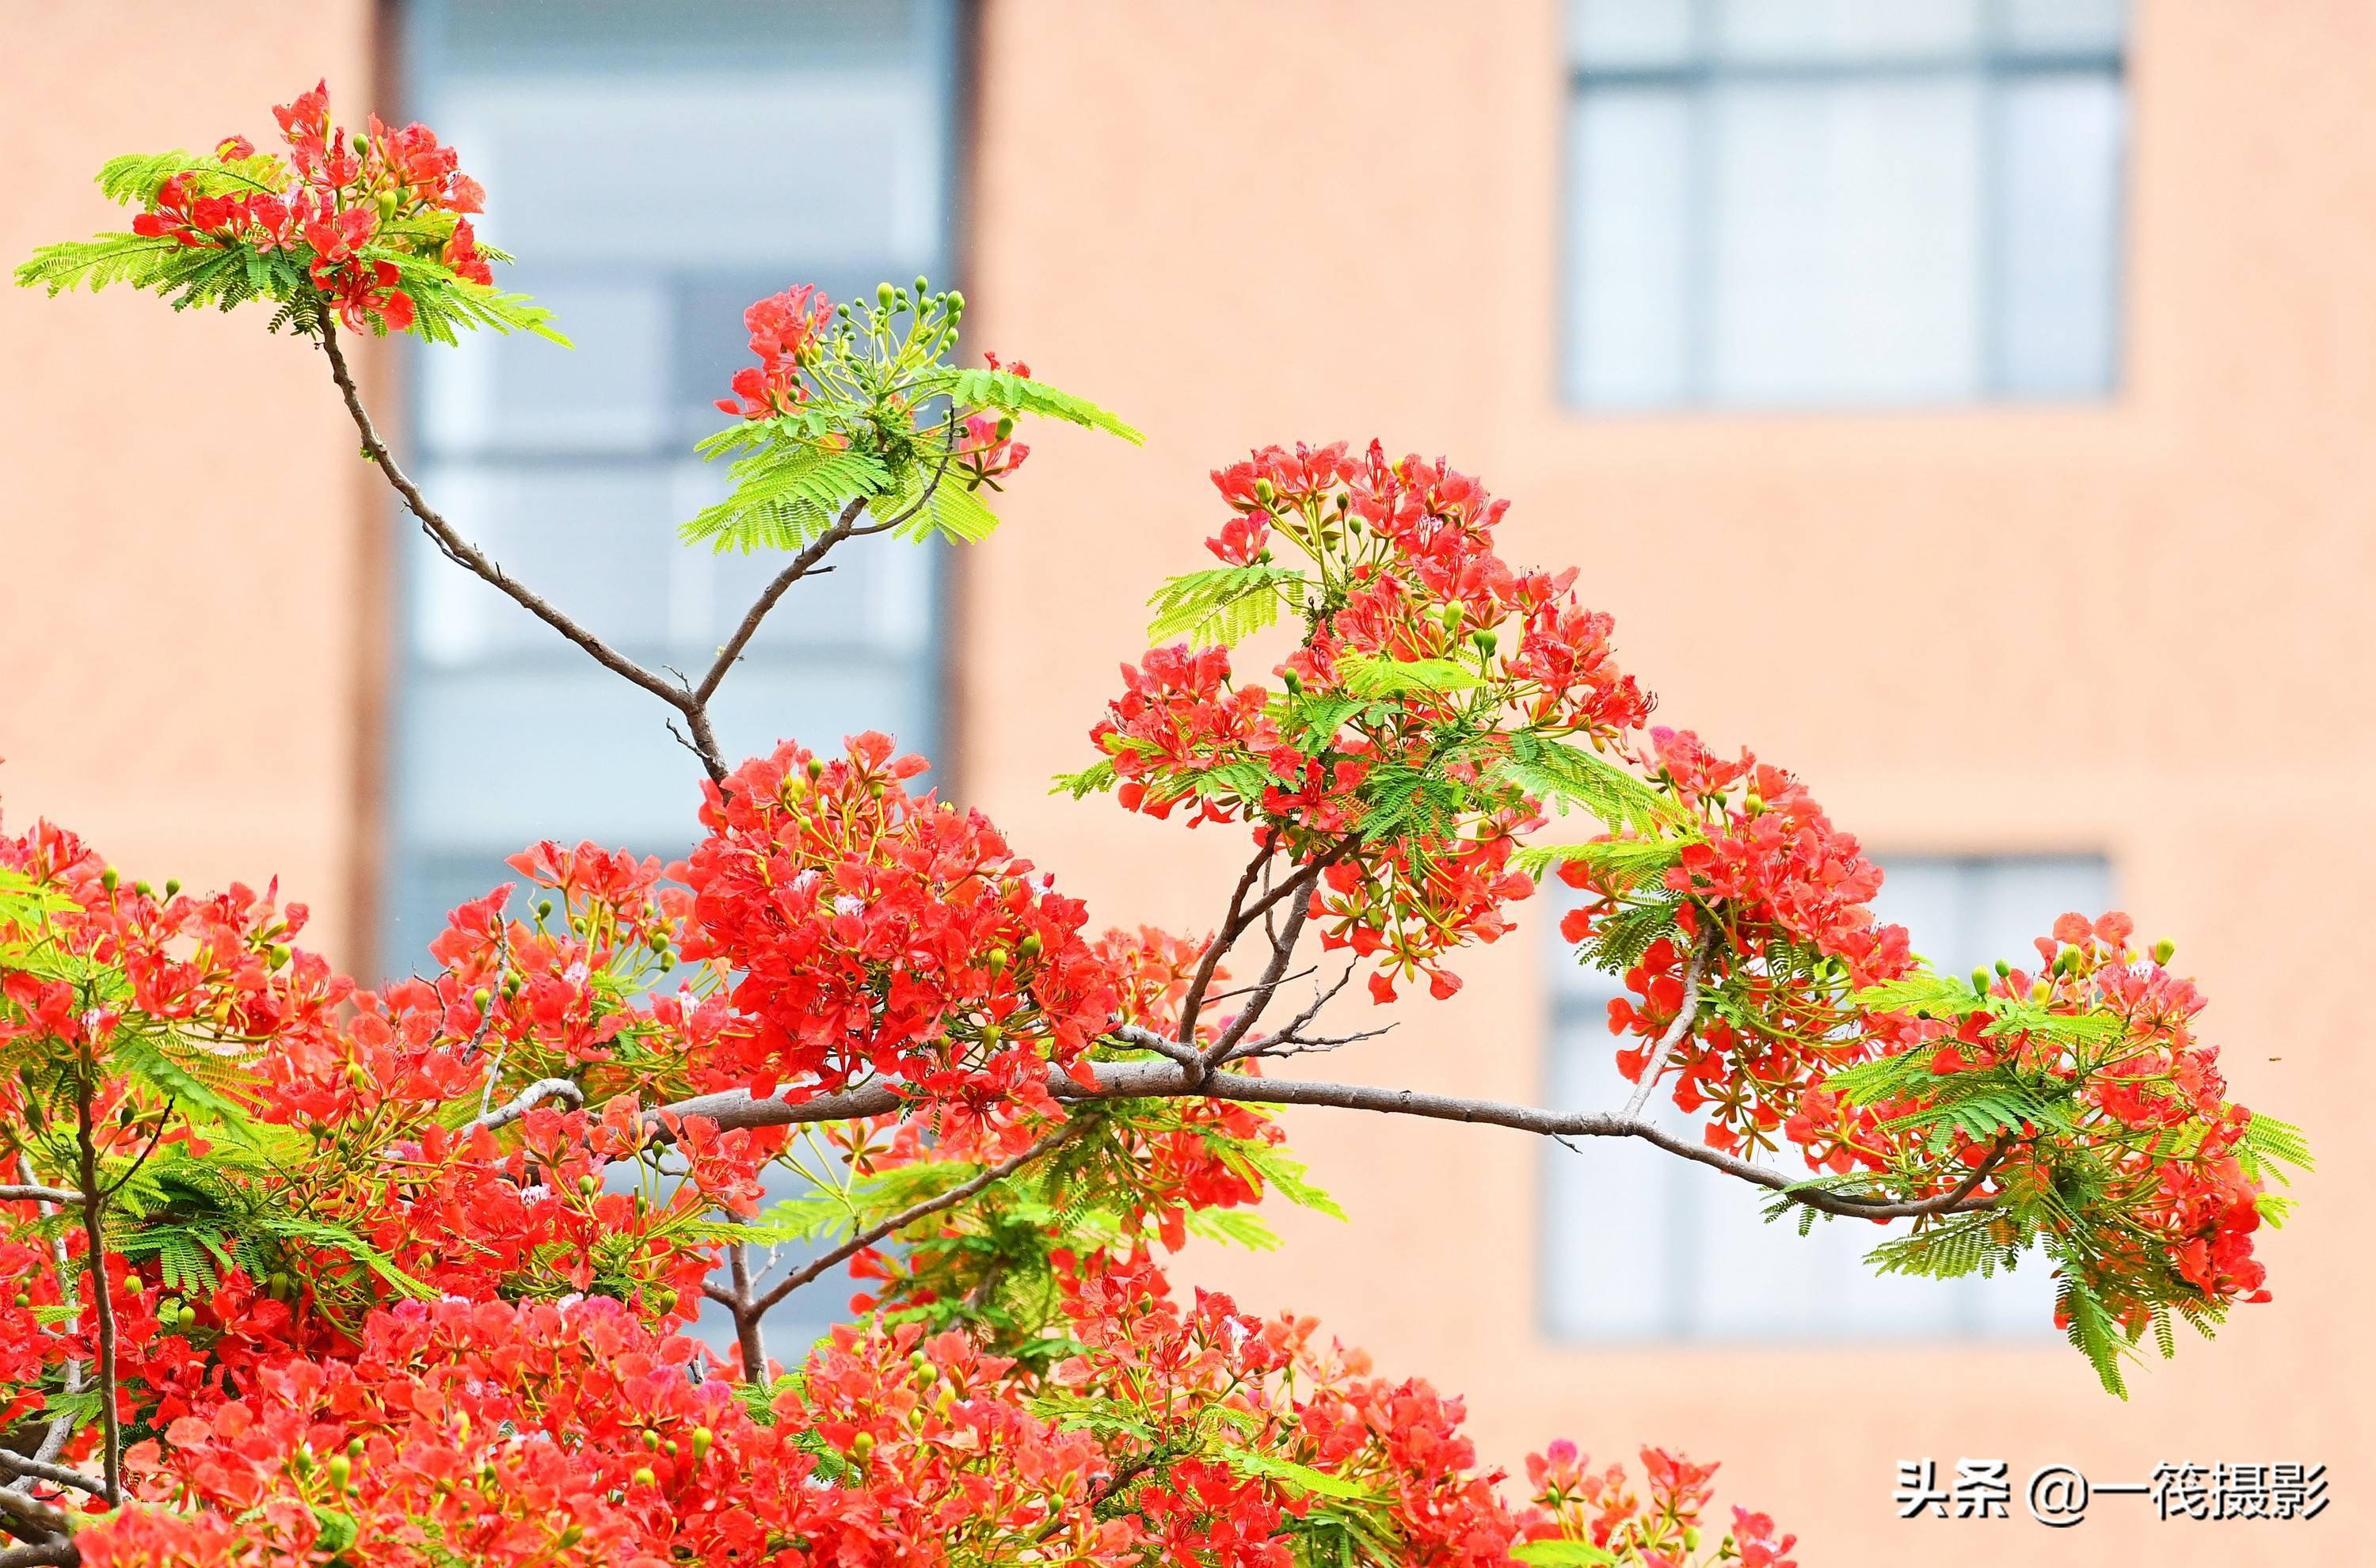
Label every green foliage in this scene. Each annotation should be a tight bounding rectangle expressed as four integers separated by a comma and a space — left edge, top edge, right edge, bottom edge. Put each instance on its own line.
1510, 835, 1685, 890
1571, 897, 1681, 976
1049, 758, 1119, 799
687, 286, 1139, 556
1145, 564, 1310, 647
683, 443, 891, 553
927, 366, 1144, 444
1494, 732, 1681, 835
17, 147, 566, 349
1335, 652, 1485, 699
1510, 1543, 1619, 1566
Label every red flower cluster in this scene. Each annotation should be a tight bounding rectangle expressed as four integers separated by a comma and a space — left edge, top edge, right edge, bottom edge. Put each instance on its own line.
1525, 1440, 1797, 1568
714, 284, 835, 419
1094, 440, 1648, 1002
126, 80, 489, 332
680, 733, 1120, 1113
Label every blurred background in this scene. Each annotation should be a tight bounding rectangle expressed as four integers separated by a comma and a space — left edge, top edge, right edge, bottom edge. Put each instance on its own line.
3, 2, 2369, 1561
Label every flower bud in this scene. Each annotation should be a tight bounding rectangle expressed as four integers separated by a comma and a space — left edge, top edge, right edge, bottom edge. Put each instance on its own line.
877, 281, 895, 310
806, 757, 827, 781
1472, 629, 1498, 658
2031, 980, 2050, 1002
1018, 932, 1044, 961
102, 866, 120, 892
348, 1437, 365, 1458
164, 878, 181, 897
134, 879, 153, 897
1993, 958, 2012, 977
1253, 478, 1276, 504
851, 1432, 875, 1462
691, 1427, 714, 1461
632, 1466, 656, 1487
2152, 938, 2176, 965
558, 1524, 584, 1550
1971, 968, 1992, 997
578, 1174, 600, 1197
986, 947, 1011, 972
328, 1454, 352, 1491
535, 898, 555, 921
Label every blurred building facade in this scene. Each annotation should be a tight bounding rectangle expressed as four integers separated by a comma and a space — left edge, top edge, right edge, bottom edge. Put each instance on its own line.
4, 3, 2368, 1562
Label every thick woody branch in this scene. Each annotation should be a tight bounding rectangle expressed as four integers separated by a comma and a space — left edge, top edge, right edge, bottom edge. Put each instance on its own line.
0, 1475, 73, 1537
0, 1188, 82, 1208
0, 1541, 80, 1568
653, 1058, 1992, 1221
0, 1456, 101, 1503
464, 1078, 585, 1134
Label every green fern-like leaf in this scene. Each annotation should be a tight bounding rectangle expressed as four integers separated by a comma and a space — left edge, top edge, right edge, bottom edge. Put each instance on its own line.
1049, 759, 1118, 799
1511, 835, 1685, 889
934, 367, 1144, 444
1335, 652, 1486, 699
1145, 565, 1308, 647
885, 470, 1001, 544
1495, 732, 1681, 835
683, 444, 892, 552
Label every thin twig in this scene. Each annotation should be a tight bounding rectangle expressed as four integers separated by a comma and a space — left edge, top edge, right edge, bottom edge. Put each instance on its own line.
693, 497, 870, 706
1172, 842, 1277, 1046
70, 1083, 119, 1505
1195, 884, 1317, 1075
1621, 933, 1713, 1121
318, 319, 705, 757
745, 1119, 1083, 1317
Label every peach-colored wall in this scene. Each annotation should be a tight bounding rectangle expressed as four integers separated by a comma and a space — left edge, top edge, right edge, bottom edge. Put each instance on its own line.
0, 2, 383, 961
4, 1, 2368, 1562
963, 2, 2370, 1563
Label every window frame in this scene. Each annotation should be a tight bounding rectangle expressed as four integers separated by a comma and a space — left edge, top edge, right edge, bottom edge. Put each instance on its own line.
1557, 0, 2129, 412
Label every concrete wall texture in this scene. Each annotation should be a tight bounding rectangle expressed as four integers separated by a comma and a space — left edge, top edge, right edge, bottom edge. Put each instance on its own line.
3, 3, 2367, 1562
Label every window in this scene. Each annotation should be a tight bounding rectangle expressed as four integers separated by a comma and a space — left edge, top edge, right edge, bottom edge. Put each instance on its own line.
1540, 854, 2109, 1341
392, 0, 963, 1356
1562, 0, 2127, 408
390, 0, 961, 970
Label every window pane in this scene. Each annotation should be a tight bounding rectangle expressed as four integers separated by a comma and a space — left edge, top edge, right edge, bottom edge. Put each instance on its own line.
1569, 0, 1696, 68
1707, 77, 1983, 403
432, 71, 941, 268
408, 464, 683, 662
1715, 0, 1982, 63
1559, 0, 2127, 409
1995, 73, 2124, 395
2003, 0, 2127, 54
1567, 89, 1693, 406
420, 280, 671, 456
